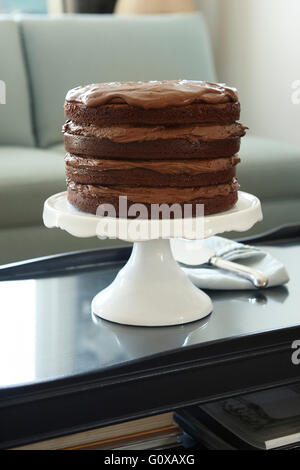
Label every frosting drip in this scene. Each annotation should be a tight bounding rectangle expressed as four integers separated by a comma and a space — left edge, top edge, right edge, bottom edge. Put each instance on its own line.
66, 154, 240, 175
64, 121, 246, 144
65, 80, 239, 109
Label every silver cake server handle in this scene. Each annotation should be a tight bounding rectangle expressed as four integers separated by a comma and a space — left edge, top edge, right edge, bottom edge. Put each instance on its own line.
208, 256, 268, 288
171, 239, 269, 289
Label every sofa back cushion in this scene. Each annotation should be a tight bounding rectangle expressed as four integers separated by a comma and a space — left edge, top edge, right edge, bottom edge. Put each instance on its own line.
21, 13, 216, 148
0, 18, 35, 146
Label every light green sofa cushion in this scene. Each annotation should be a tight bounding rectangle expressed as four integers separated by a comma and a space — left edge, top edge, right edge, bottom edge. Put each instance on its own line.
239, 135, 300, 200
0, 146, 65, 229
0, 18, 35, 146
20, 13, 216, 148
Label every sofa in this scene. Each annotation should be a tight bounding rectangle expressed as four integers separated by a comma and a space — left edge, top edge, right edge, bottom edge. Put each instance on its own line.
1, 13, 300, 265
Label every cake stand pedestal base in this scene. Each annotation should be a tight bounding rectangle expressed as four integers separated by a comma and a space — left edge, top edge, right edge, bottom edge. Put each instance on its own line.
92, 238, 212, 327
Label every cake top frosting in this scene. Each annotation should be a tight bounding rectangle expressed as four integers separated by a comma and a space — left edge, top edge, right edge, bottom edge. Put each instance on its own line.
65, 80, 238, 110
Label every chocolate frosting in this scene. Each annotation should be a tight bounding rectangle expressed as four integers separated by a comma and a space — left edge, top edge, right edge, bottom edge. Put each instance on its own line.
64, 121, 246, 144
66, 154, 240, 175
66, 80, 239, 110
67, 179, 239, 204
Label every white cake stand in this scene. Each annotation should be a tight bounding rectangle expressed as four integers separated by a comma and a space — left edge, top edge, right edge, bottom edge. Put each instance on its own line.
43, 191, 263, 327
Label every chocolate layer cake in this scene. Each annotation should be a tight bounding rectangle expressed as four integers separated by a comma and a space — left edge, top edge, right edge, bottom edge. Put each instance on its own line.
63, 80, 247, 218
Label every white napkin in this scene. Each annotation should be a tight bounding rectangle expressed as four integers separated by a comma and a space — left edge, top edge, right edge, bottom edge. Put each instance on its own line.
183, 236, 290, 290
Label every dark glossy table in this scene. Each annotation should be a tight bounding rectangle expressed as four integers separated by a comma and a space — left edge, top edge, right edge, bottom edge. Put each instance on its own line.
0, 226, 300, 449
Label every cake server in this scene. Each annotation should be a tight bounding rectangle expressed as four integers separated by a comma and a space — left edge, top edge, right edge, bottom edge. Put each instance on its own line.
171, 239, 268, 289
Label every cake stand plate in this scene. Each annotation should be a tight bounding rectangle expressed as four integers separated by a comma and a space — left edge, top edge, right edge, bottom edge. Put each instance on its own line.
43, 191, 263, 327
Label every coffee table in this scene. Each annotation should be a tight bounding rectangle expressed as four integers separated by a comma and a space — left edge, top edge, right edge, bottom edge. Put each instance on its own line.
0, 225, 300, 449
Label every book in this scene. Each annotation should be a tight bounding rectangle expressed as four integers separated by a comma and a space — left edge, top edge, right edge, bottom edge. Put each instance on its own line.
175, 385, 300, 450
64, 427, 180, 451
13, 412, 178, 451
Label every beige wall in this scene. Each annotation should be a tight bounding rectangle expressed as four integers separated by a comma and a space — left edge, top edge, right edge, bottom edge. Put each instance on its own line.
196, 0, 300, 146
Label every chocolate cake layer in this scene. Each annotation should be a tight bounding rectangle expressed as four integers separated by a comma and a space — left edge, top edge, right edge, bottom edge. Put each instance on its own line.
67, 178, 239, 203
66, 154, 240, 174
64, 134, 242, 160
66, 81, 239, 108
67, 180, 239, 218
65, 101, 241, 127
64, 121, 246, 144
65, 81, 240, 126
66, 154, 239, 187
